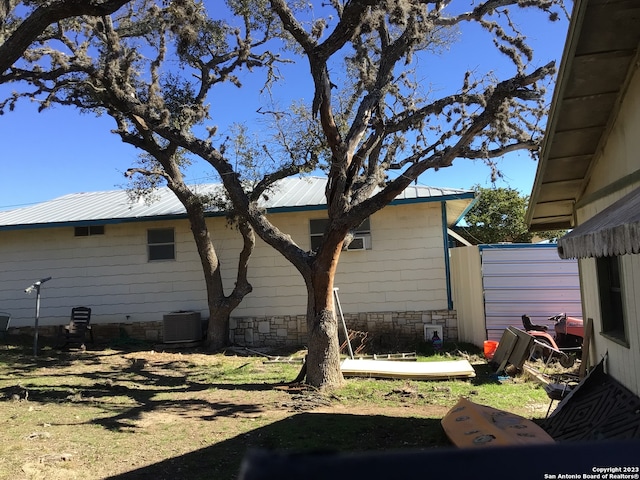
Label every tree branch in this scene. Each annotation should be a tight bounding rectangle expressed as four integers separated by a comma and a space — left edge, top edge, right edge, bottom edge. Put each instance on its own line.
0, 0, 130, 74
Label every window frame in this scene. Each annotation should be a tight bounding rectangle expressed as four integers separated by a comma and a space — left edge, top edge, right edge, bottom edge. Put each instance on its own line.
309, 218, 372, 252
147, 228, 176, 262
596, 255, 629, 347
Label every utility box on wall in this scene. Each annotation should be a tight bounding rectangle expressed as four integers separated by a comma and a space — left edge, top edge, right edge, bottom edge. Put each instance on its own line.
424, 324, 443, 342
163, 311, 202, 343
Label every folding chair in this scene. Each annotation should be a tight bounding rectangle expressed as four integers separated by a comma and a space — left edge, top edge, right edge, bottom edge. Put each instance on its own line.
544, 374, 580, 417
62, 307, 93, 349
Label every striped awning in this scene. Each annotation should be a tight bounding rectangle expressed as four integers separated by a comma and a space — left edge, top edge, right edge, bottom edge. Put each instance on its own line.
557, 187, 640, 259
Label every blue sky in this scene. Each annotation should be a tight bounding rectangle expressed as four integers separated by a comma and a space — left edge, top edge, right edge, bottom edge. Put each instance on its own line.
0, 3, 571, 212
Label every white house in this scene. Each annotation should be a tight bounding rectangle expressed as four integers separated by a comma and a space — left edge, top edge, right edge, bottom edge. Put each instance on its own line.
527, 0, 640, 395
0, 176, 475, 347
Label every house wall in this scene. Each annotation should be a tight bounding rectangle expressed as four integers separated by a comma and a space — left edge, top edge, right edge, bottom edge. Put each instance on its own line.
227, 202, 448, 316
0, 219, 209, 327
223, 202, 454, 347
574, 66, 640, 396
1, 201, 454, 346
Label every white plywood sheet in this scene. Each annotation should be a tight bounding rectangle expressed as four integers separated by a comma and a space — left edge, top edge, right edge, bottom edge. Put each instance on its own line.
340, 359, 476, 380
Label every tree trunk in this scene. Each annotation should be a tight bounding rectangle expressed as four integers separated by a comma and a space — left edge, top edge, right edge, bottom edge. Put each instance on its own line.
183, 206, 229, 350
206, 302, 230, 351
304, 235, 345, 389
305, 304, 344, 389
179, 191, 252, 351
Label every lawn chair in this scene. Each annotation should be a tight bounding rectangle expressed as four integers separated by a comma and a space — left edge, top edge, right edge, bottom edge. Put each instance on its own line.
62, 307, 93, 349
0, 312, 10, 348
544, 374, 580, 418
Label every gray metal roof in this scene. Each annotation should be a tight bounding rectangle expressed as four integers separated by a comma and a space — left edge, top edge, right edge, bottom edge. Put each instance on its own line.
0, 176, 475, 231
526, 0, 640, 231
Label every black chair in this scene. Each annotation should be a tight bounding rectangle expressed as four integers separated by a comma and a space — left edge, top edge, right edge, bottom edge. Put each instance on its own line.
62, 307, 93, 349
544, 374, 579, 417
0, 312, 10, 348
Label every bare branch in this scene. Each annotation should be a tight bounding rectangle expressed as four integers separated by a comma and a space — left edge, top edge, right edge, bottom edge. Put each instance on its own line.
0, 0, 130, 74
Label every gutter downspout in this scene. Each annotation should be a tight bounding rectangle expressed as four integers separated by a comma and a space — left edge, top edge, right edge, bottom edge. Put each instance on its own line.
442, 201, 453, 310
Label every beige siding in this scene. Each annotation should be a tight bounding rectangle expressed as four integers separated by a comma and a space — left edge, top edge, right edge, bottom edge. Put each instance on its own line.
0, 220, 210, 327
231, 203, 448, 316
574, 67, 640, 396
1, 202, 449, 328
577, 195, 640, 396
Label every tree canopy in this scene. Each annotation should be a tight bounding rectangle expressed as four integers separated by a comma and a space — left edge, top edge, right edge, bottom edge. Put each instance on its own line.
0, 0, 568, 388
461, 186, 566, 244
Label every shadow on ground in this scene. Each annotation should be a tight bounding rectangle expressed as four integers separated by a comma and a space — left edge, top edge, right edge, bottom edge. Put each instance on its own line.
104, 412, 449, 480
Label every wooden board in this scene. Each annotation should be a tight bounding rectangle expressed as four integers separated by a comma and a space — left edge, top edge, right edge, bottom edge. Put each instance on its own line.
340, 359, 475, 380
579, 317, 593, 379
441, 397, 554, 448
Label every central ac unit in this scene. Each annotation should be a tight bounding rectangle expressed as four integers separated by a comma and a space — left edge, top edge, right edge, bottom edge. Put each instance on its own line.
163, 311, 202, 343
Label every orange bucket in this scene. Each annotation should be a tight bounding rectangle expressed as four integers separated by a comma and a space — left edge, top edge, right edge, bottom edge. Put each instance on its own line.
483, 340, 499, 360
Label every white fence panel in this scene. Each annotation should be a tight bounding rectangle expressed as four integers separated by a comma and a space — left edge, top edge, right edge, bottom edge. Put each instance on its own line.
480, 244, 582, 341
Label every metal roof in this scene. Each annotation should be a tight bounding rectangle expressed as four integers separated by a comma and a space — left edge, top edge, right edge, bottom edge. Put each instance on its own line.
0, 176, 475, 231
526, 0, 640, 231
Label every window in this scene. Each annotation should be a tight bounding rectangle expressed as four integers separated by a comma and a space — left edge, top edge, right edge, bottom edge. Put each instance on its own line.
596, 256, 627, 345
309, 218, 328, 251
309, 218, 371, 251
75, 225, 105, 236
148, 228, 175, 261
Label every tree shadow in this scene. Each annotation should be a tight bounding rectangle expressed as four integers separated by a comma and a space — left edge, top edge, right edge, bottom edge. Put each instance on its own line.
0, 347, 292, 433
103, 413, 450, 480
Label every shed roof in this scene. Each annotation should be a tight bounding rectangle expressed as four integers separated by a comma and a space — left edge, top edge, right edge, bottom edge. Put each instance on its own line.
0, 176, 475, 231
526, 0, 640, 231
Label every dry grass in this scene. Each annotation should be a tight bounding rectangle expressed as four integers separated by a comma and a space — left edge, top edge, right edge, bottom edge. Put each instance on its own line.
0, 341, 550, 480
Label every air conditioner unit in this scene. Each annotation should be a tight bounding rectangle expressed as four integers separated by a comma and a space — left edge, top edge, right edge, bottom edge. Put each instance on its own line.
345, 235, 370, 251
163, 311, 202, 343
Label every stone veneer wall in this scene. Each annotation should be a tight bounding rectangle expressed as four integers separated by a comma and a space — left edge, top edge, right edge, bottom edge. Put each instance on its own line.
229, 310, 457, 348
11, 312, 457, 348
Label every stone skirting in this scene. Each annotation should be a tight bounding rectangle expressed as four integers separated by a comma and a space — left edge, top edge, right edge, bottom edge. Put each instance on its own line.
229, 310, 457, 348
9, 311, 457, 349
229, 315, 309, 347
9, 322, 165, 345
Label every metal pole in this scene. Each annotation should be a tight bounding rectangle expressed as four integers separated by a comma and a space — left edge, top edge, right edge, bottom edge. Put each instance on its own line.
33, 284, 41, 357
333, 287, 354, 359
24, 277, 52, 358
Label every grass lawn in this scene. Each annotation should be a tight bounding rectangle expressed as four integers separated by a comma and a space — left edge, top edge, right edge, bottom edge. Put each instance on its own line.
0, 338, 549, 480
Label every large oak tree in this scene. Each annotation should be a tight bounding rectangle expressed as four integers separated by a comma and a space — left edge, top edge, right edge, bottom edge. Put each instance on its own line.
0, 0, 566, 388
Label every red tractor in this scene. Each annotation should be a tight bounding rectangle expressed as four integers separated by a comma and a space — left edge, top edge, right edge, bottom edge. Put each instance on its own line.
521, 314, 584, 368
